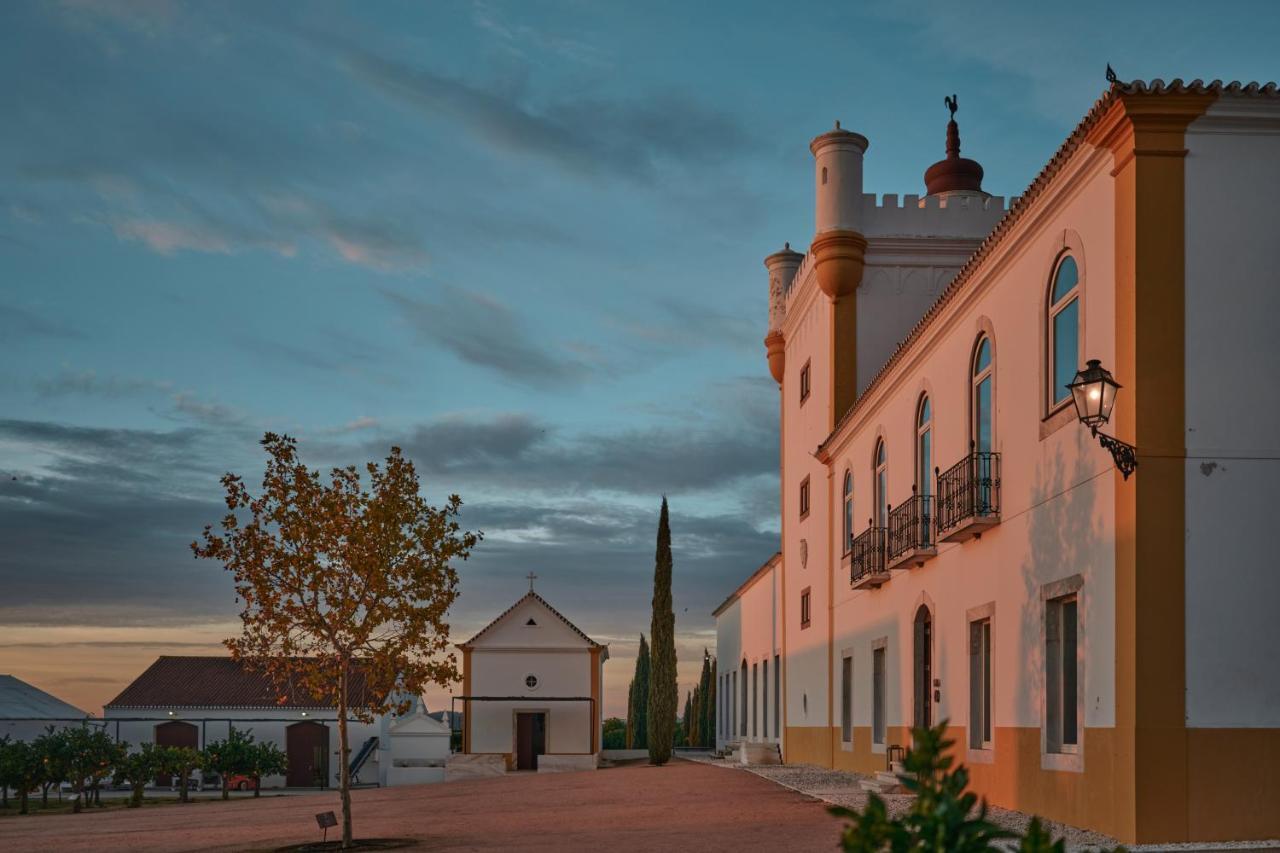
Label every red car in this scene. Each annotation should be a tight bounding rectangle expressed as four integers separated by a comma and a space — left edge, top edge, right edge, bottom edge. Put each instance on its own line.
226, 774, 255, 791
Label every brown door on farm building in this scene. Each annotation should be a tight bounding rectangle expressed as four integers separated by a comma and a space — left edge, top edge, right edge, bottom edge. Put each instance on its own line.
515, 712, 546, 770
154, 721, 199, 786
286, 721, 330, 787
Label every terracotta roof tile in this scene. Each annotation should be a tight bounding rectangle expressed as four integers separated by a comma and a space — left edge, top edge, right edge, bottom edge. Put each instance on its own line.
818, 79, 1280, 456
104, 656, 378, 710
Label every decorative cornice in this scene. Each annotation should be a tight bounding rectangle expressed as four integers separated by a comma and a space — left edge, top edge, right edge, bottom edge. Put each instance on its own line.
816, 78, 1279, 457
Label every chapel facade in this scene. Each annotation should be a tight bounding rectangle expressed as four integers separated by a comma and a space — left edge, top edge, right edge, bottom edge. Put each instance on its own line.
715, 79, 1280, 843
451, 587, 607, 776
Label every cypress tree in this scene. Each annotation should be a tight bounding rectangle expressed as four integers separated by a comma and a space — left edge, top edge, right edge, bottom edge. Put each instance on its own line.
697, 650, 713, 747
625, 678, 635, 749
631, 635, 650, 750
705, 656, 717, 747
647, 497, 677, 765
690, 686, 701, 747
686, 686, 696, 742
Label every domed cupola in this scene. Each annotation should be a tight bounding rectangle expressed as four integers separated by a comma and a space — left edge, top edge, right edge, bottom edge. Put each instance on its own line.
923, 95, 987, 197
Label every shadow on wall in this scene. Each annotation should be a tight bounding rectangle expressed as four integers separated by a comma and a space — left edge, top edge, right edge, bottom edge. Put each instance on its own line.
1013, 432, 1104, 786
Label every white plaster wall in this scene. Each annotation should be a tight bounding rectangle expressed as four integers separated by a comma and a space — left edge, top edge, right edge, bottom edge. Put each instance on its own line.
714, 599, 741, 750
1183, 98, 1280, 728
103, 708, 381, 788
822, 147, 1118, 741
737, 563, 781, 744
468, 649, 593, 755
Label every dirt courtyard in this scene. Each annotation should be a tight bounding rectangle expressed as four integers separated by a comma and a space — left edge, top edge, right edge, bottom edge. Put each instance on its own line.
0, 758, 845, 852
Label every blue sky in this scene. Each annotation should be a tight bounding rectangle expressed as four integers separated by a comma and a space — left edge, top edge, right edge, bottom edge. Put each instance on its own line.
2, 0, 1277, 715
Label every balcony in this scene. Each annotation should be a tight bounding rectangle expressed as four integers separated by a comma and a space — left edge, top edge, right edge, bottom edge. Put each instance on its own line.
849, 524, 889, 589
886, 490, 937, 570
936, 448, 1001, 543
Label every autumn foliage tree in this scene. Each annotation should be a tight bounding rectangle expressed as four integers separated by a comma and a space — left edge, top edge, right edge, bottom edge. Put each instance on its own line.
193, 433, 480, 849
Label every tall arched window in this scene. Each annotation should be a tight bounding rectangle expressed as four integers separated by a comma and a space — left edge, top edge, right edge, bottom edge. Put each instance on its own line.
972, 336, 993, 453
916, 396, 932, 546
1048, 255, 1080, 408
873, 439, 887, 527
916, 395, 932, 495
842, 470, 853, 553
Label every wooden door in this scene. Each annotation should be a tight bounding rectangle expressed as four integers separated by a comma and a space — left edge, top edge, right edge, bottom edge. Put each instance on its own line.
154, 721, 198, 786
913, 605, 933, 730
515, 712, 546, 770
286, 721, 329, 787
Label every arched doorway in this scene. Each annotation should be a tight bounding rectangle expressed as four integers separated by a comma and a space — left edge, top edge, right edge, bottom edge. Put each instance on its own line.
913, 605, 933, 730
154, 721, 198, 786
286, 721, 330, 788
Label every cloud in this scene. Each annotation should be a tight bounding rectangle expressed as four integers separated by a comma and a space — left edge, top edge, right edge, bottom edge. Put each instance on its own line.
342, 50, 756, 183
0, 302, 85, 340
34, 369, 170, 399
383, 285, 599, 389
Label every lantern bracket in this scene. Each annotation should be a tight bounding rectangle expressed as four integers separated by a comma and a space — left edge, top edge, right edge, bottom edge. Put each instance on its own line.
1093, 428, 1137, 480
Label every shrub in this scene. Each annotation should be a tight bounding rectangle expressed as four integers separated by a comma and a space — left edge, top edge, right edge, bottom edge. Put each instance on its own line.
830, 721, 1126, 852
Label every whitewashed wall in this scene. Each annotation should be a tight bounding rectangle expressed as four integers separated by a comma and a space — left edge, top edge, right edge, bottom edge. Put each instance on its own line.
1183, 97, 1280, 728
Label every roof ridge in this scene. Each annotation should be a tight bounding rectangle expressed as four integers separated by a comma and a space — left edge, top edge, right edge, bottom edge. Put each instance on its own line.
460, 589, 601, 648
817, 77, 1280, 453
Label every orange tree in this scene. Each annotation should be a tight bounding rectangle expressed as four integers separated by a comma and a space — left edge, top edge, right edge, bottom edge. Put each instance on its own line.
193, 433, 480, 848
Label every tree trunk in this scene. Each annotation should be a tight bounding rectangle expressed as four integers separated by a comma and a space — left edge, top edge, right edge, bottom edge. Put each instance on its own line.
41, 782, 49, 807
131, 781, 144, 808
338, 665, 353, 849
19, 786, 28, 815
179, 770, 189, 804
72, 777, 82, 814
253, 775, 261, 798
222, 775, 229, 801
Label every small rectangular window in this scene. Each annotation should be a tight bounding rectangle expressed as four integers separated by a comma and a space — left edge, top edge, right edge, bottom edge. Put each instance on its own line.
752, 663, 759, 738
969, 618, 992, 749
731, 670, 737, 740
800, 360, 811, 404
799, 476, 810, 519
1046, 594, 1079, 752
773, 653, 781, 739
841, 655, 853, 744
762, 659, 768, 738
872, 646, 886, 745
800, 587, 811, 630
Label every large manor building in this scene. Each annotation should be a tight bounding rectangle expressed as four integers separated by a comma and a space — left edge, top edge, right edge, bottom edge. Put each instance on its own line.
714, 79, 1280, 843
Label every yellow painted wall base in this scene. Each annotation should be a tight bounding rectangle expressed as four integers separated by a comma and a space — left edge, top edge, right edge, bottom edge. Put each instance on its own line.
784, 726, 833, 766
1186, 728, 1280, 841
786, 724, 1280, 843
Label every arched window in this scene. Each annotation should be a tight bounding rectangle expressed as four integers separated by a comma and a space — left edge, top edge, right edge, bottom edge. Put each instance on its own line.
842, 470, 853, 553
873, 439, 887, 527
1048, 255, 1080, 408
916, 395, 932, 495
916, 396, 933, 546
972, 336, 993, 453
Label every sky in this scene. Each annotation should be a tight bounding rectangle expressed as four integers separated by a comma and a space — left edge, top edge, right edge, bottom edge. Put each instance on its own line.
2, 0, 1277, 719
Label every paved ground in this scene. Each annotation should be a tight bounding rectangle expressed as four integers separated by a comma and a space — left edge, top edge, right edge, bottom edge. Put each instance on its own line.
0, 758, 845, 852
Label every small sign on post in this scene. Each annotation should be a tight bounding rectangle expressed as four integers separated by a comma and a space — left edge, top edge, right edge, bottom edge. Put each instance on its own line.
315, 811, 338, 844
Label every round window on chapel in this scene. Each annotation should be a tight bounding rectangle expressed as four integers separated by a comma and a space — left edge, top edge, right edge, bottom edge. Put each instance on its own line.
524, 674, 539, 690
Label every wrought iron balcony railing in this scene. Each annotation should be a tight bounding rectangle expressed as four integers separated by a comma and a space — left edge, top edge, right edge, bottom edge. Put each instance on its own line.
887, 490, 935, 568
936, 447, 1001, 542
850, 524, 889, 589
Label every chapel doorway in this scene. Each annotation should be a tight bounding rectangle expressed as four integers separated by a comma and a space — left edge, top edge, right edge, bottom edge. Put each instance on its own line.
154, 721, 198, 786
913, 605, 933, 731
286, 721, 330, 788
515, 712, 546, 771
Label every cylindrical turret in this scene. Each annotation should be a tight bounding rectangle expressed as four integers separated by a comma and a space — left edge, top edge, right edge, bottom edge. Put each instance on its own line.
810, 121, 869, 235
762, 242, 803, 386
764, 242, 803, 333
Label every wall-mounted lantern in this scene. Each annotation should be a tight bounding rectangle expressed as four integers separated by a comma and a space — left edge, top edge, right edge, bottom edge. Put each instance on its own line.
1067, 359, 1137, 480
